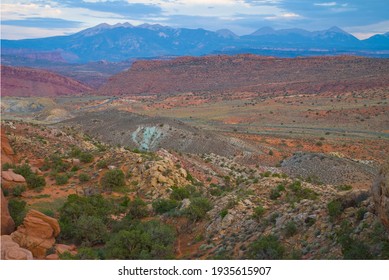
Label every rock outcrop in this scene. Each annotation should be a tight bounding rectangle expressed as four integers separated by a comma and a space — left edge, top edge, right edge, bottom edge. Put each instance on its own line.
1, 170, 26, 183
372, 162, 389, 232
1, 127, 15, 164
1, 235, 33, 260
1, 189, 15, 235
11, 210, 60, 259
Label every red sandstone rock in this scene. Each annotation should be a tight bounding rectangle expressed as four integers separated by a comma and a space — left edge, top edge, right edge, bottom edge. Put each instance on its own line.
11, 210, 60, 259
1, 189, 15, 235
1, 235, 33, 260
2, 170, 26, 183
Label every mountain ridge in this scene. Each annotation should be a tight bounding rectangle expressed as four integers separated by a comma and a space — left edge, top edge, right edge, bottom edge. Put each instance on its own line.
1, 23, 388, 63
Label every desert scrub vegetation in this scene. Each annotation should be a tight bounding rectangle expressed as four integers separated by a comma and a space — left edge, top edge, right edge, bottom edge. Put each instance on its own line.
8, 198, 27, 226
184, 197, 212, 221
286, 180, 318, 203
58, 194, 175, 259
13, 163, 46, 190
246, 235, 285, 260
55, 174, 69, 185
100, 169, 125, 191
152, 199, 180, 214
79, 173, 91, 183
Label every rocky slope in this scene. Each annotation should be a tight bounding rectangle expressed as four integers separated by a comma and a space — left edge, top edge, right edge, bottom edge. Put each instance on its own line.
1, 65, 92, 97
1, 121, 388, 260
97, 55, 389, 97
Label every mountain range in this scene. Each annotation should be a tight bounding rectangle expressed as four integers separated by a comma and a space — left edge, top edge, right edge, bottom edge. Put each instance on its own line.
1, 23, 388, 63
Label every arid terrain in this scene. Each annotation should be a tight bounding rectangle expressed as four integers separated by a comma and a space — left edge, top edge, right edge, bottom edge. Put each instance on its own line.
1, 54, 389, 260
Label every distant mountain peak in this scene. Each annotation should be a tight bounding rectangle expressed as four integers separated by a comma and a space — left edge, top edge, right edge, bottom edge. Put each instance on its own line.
216, 29, 239, 39
250, 26, 275, 36
327, 26, 348, 34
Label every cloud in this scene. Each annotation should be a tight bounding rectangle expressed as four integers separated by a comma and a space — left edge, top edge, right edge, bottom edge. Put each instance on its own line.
1, 17, 83, 29
314, 2, 337, 7
62, 0, 162, 17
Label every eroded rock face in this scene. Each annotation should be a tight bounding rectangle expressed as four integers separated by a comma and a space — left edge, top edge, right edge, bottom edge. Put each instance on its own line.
372, 162, 389, 232
11, 210, 60, 259
1, 189, 15, 235
1, 235, 33, 260
1, 170, 26, 183
1, 127, 15, 164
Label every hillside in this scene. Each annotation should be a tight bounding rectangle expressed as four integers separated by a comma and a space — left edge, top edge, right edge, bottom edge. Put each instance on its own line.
0, 65, 92, 97
1, 121, 388, 260
97, 55, 389, 97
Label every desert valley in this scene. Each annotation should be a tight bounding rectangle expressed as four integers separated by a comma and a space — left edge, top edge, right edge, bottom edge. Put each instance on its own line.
1, 23, 389, 261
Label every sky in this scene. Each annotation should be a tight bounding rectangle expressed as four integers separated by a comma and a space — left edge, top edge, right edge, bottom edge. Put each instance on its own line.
1, 0, 388, 40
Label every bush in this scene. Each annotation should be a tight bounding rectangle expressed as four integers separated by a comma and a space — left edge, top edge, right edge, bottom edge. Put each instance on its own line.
252, 205, 265, 220
59, 194, 115, 242
8, 198, 27, 226
96, 160, 108, 169
127, 197, 148, 219
26, 174, 46, 190
14, 164, 33, 178
185, 197, 212, 221
327, 200, 343, 219
79, 152, 94, 163
152, 199, 180, 214
55, 174, 69, 185
246, 235, 285, 260
105, 220, 175, 260
100, 169, 125, 191
79, 173, 91, 183
2, 162, 15, 171
220, 208, 228, 218
74, 215, 108, 246
170, 186, 191, 200
284, 221, 298, 237
270, 188, 281, 200
12, 185, 26, 197
287, 181, 318, 203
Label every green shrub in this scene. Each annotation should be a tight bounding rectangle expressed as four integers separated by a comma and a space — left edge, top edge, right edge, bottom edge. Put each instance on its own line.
26, 174, 46, 190
268, 150, 274, 156
79, 173, 91, 183
55, 174, 69, 185
105, 220, 175, 260
185, 197, 212, 221
170, 186, 191, 200
79, 152, 94, 163
127, 197, 148, 219
220, 208, 228, 218
74, 215, 108, 246
2, 162, 15, 171
48, 155, 70, 172
284, 221, 298, 237
152, 199, 180, 214
252, 205, 265, 220
100, 169, 125, 191
12, 185, 26, 197
270, 188, 281, 200
246, 235, 285, 260
327, 200, 343, 219
8, 199, 27, 226
59, 194, 115, 242
14, 164, 33, 178
356, 207, 367, 221
96, 160, 108, 169
287, 181, 318, 203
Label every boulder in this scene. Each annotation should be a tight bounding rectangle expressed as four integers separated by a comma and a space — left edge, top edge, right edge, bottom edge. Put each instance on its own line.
1, 170, 26, 183
372, 162, 389, 232
1, 235, 33, 260
1, 188, 15, 235
11, 210, 60, 259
